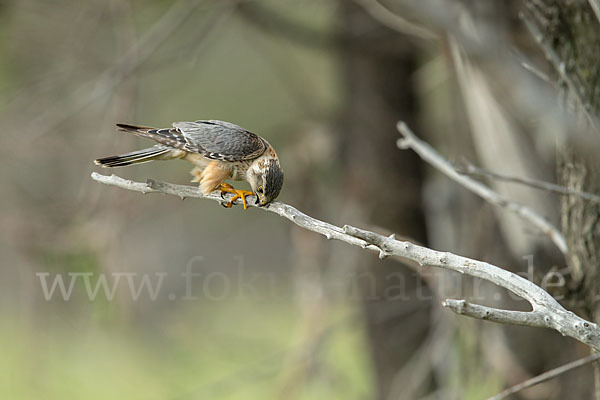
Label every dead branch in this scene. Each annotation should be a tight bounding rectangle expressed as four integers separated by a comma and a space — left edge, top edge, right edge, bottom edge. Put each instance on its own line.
457, 162, 600, 203
396, 121, 568, 254
91, 172, 600, 350
488, 351, 600, 400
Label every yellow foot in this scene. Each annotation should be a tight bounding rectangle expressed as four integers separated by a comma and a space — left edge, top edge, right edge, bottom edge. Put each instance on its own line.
219, 183, 254, 210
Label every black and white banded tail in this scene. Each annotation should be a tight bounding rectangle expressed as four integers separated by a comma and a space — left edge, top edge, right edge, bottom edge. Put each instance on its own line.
94, 146, 171, 167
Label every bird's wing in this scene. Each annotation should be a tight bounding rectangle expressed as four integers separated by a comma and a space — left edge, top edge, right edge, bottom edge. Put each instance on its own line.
173, 120, 267, 162
115, 123, 190, 150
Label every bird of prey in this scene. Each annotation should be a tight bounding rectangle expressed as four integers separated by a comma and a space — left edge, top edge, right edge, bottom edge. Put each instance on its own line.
94, 120, 283, 209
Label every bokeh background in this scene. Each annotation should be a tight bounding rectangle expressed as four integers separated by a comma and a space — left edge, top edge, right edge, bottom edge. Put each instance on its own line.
2, 1, 599, 399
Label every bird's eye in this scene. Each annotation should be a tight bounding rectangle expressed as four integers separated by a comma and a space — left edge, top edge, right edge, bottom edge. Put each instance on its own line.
257, 186, 264, 194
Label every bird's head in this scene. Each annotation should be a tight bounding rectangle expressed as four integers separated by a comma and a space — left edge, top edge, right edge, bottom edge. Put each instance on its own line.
248, 159, 283, 206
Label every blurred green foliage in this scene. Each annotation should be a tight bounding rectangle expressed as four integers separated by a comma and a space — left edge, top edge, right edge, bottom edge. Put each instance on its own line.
0, 303, 373, 399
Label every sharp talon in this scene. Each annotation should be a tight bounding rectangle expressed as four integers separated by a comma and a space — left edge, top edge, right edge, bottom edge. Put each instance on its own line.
218, 183, 254, 211
221, 202, 233, 208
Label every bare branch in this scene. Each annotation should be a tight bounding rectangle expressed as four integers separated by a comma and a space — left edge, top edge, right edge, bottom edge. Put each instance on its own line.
396, 121, 568, 254
457, 162, 600, 203
352, 0, 437, 40
519, 9, 597, 130
589, 0, 600, 25
403, 0, 600, 157
488, 351, 600, 400
442, 299, 547, 327
342, 225, 600, 351
90, 172, 379, 251
91, 172, 600, 350
519, 59, 552, 85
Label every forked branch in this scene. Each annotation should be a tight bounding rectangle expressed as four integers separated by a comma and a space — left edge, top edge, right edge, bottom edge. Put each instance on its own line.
396, 121, 568, 254
91, 172, 600, 350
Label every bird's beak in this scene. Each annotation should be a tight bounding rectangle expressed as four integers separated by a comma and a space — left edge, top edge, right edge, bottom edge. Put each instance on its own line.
254, 196, 260, 205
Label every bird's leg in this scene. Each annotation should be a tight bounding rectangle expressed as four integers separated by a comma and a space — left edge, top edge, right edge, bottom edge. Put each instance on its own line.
218, 182, 255, 210
190, 167, 203, 183
219, 182, 235, 190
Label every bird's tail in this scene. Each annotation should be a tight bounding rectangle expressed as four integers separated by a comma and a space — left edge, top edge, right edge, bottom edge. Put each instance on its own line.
115, 123, 187, 150
115, 123, 155, 135
94, 146, 172, 167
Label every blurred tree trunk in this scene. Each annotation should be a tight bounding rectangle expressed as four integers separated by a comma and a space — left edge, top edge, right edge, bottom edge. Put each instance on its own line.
523, 0, 600, 396
533, 1, 600, 396
337, 3, 430, 398
529, 0, 600, 323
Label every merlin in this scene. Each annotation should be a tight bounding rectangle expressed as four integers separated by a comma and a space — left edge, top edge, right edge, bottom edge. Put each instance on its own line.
94, 120, 284, 209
